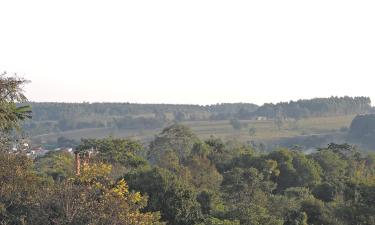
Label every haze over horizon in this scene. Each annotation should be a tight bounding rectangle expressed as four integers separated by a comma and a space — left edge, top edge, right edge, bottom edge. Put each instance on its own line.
20, 96, 374, 107
1, 0, 374, 105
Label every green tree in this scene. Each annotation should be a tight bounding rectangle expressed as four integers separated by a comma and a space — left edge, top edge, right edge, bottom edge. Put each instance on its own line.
230, 118, 242, 130
197, 217, 240, 225
125, 167, 203, 225
0, 73, 38, 224
248, 127, 256, 137
268, 149, 322, 192
0, 73, 31, 150
148, 124, 199, 164
77, 137, 148, 172
35, 151, 74, 182
41, 163, 163, 225
0, 153, 42, 224
221, 167, 281, 225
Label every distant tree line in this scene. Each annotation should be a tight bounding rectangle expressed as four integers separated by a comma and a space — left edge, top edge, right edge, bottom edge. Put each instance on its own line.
27, 102, 259, 122
21, 102, 259, 134
21, 97, 371, 135
251, 96, 371, 119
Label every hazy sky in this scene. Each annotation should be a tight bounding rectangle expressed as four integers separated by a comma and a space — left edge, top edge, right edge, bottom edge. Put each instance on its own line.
0, 0, 374, 105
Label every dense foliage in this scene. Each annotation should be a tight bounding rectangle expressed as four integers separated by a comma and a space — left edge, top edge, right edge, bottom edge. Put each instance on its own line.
0, 74, 163, 225
349, 114, 375, 149
253, 96, 371, 119
2, 74, 375, 224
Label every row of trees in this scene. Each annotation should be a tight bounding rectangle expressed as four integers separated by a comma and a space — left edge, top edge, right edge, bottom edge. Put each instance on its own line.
22, 102, 259, 135
252, 96, 371, 119
23, 97, 371, 136
27, 102, 258, 123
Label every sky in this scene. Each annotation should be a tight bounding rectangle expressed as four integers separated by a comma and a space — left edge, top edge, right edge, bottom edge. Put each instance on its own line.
0, 0, 374, 106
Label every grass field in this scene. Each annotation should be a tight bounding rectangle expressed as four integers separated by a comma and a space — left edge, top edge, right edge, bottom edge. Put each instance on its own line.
32, 114, 356, 144
183, 114, 355, 141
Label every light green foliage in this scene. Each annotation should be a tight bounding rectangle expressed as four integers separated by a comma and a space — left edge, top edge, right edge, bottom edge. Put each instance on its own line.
77, 137, 148, 169
0, 154, 41, 224
0, 73, 31, 152
312, 149, 348, 180
41, 163, 164, 225
191, 142, 212, 158
35, 151, 74, 182
0, 73, 31, 131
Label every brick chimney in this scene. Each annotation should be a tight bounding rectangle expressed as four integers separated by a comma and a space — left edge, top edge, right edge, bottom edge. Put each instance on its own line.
75, 151, 81, 176
82, 152, 89, 168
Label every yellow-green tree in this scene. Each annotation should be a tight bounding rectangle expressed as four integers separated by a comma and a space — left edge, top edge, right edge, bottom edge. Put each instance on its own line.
43, 163, 164, 225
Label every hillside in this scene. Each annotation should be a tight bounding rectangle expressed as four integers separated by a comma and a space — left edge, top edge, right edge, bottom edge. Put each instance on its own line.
348, 114, 375, 149
23, 97, 370, 150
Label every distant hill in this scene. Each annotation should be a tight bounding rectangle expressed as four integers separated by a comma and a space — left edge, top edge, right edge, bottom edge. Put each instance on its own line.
21, 102, 259, 135
21, 97, 370, 139
27, 102, 259, 121
348, 114, 375, 149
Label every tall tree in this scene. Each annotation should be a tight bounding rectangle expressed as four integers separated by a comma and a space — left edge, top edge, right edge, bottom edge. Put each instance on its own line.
0, 72, 31, 150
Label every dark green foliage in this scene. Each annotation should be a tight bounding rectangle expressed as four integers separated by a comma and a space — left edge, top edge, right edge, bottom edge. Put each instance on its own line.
255, 96, 371, 119
230, 118, 242, 130
197, 190, 215, 215
248, 127, 256, 136
114, 116, 165, 129
57, 136, 79, 148
313, 182, 337, 202
148, 124, 199, 164
208, 103, 259, 120
268, 149, 322, 192
197, 217, 240, 225
125, 168, 203, 225
348, 114, 375, 149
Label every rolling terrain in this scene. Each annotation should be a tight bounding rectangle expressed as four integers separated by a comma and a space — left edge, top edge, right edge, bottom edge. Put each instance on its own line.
31, 114, 356, 149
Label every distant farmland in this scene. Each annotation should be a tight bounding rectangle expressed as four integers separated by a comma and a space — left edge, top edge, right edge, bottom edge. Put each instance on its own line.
32, 114, 356, 146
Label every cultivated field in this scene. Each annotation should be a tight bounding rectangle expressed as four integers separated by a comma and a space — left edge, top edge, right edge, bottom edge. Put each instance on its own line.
32, 114, 356, 145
